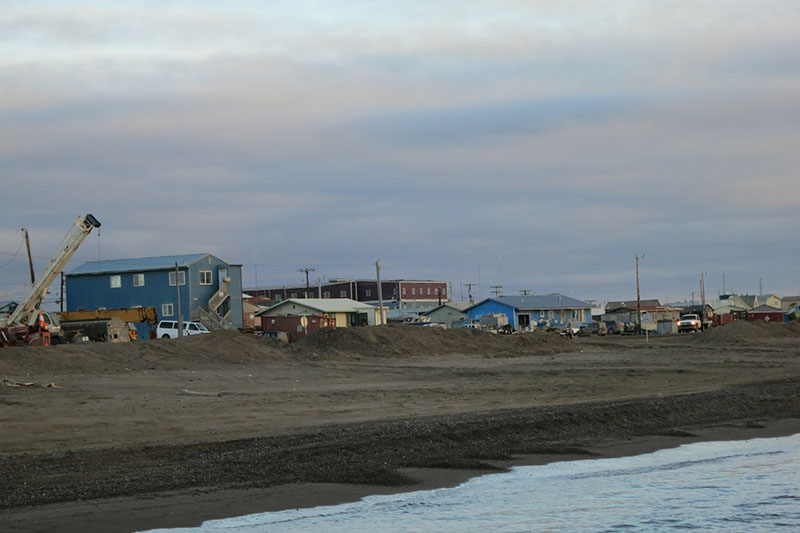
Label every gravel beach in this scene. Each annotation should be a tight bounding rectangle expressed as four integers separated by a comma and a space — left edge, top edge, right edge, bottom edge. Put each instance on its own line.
1, 322, 799, 532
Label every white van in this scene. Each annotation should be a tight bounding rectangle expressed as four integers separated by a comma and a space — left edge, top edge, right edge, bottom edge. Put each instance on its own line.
156, 320, 210, 339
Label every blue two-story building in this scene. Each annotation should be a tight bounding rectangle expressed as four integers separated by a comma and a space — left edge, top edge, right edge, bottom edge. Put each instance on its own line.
466, 294, 592, 331
66, 253, 243, 338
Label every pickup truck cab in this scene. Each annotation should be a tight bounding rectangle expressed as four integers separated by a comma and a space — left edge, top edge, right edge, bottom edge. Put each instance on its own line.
677, 314, 702, 333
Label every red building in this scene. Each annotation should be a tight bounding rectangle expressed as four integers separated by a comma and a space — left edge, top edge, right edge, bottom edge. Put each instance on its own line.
746, 305, 784, 323
246, 279, 447, 305
260, 314, 334, 342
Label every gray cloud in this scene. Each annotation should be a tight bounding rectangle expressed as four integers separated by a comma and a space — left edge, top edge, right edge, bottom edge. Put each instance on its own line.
1, 2, 799, 305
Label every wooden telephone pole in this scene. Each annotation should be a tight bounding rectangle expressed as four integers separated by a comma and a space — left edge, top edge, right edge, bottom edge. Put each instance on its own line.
297, 268, 316, 298
375, 259, 384, 325
635, 254, 644, 334
463, 283, 476, 303
21, 228, 35, 283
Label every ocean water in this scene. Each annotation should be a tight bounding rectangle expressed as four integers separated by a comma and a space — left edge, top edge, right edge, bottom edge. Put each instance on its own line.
147, 434, 800, 532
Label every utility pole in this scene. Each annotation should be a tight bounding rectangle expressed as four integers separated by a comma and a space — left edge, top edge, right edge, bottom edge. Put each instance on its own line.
722, 273, 727, 295
464, 283, 476, 303
175, 262, 183, 338
759, 278, 763, 296
635, 254, 644, 334
490, 285, 503, 297
60, 272, 65, 312
253, 244, 258, 290
700, 272, 707, 323
21, 228, 35, 283
375, 259, 384, 325
298, 268, 315, 298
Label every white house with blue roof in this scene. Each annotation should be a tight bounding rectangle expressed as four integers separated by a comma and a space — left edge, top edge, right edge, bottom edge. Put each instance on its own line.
66, 253, 243, 338
466, 294, 592, 331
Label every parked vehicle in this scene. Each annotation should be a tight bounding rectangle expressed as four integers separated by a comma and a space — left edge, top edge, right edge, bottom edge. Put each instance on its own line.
421, 322, 447, 329
603, 320, 625, 335
156, 320, 210, 339
677, 314, 702, 333
579, 322, 608, 336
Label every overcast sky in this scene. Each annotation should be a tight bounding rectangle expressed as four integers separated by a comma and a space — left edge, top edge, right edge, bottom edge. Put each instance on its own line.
1, 1, 798, 306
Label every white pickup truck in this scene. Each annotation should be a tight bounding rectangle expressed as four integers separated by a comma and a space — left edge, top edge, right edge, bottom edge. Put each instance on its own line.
677, 314, 702, 333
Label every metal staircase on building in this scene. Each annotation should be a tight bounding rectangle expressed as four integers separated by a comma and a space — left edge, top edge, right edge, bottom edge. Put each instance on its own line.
195, 278, 235, 330
194, 306, 234, 330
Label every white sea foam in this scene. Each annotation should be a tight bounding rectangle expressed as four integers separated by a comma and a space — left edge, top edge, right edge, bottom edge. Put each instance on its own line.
144, 434, 800, 532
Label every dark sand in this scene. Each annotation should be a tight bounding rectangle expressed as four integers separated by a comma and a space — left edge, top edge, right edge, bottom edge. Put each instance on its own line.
1, 322, 799, 532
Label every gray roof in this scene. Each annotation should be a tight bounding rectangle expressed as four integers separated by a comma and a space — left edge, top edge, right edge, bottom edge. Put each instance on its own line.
606, 299, 661, 311
423, 302, 471, 316
257, 298, 377, 316
750, 304, 782, 313
468, 294, 591, 312
68, 253, 211, 275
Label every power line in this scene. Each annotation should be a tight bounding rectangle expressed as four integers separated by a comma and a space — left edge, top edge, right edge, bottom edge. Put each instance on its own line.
0, 237, 25, 269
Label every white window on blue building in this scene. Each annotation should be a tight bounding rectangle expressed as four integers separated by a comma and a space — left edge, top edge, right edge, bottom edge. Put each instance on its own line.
340, 290, 347, 297
133, 273, 145, 287
365, 289, 371, 297
110, 275, 121, 289
169, 271, 186, 286
324, 291, 330, 298
162, 303, 174, 317
200, 271, 212, 285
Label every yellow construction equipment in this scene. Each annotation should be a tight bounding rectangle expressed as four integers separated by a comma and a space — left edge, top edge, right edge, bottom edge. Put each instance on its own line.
57, 307, 158, 325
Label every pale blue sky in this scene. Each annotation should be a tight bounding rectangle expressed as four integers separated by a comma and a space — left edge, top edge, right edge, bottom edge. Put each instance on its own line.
1, 1, 799, 304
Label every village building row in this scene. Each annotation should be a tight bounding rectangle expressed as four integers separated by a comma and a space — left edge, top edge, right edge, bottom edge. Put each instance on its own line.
62, 252, 800, 340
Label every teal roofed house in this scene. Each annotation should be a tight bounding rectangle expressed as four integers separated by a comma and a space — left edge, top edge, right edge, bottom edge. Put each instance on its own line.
466, 294, 592, 331
66, 253, 243, 338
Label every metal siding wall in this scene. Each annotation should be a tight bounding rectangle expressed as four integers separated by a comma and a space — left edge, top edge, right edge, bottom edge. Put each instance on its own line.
188, 257, 216, 315
467, 301, 517, 327
67, 270, 188, 322
189, 257, 243, 327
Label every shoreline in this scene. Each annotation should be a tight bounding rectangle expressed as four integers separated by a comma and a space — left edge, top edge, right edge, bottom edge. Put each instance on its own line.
2, 381, 798, 533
